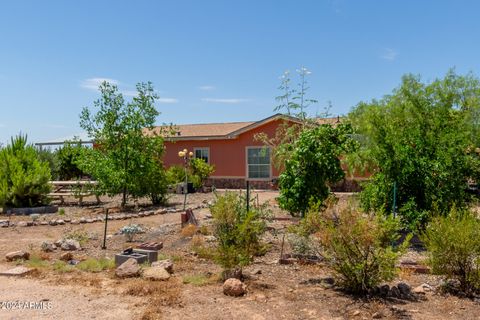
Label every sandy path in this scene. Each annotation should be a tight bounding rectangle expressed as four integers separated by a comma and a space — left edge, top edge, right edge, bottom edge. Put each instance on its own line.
0, 277, 143, 320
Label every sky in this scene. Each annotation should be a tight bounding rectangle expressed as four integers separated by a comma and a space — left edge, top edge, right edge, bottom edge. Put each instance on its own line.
1, 0, 480, 145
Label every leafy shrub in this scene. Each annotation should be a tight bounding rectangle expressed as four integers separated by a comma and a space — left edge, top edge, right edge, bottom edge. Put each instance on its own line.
210, 192, 268, 279
422, 208, 480, 295
36, 147, 60, 180
166, 165, 187, 185
56, 140, 90, 180
166, 159, 215, 190
0, 135, 51, 208
190, 158, 215, 189
120, 224, 144, 242
348, 71, 480, 227
309, 205, 408, 293
278, 123, 357, 216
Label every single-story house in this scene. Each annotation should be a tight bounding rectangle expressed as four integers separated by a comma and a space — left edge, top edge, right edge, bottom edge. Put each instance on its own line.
151, 113, 351, 189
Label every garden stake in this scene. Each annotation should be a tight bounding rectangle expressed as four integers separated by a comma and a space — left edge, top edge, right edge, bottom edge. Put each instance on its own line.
102, 208, 109, 250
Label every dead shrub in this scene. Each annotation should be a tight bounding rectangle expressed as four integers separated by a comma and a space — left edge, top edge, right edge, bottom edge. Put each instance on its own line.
181, 224, 197, 237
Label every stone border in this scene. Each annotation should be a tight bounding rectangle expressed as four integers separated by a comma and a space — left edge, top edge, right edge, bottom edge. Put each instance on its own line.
0, 204, 208, 229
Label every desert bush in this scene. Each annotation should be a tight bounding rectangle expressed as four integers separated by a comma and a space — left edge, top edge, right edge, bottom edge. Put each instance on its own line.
210, 192, 268, 279
181, 224, 197, 237
64, 229, 89, 246
305, 204, 408, 293
0, 135, 51, 208
422, 207, 480, 295
120, 224, 144, 242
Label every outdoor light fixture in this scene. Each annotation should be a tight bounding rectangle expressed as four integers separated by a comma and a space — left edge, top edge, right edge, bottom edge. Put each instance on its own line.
178, 148, 194, 210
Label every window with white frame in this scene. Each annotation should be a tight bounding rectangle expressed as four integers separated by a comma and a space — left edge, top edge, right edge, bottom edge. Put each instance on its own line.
194, 147, 209, 163
247, 147, 271, 179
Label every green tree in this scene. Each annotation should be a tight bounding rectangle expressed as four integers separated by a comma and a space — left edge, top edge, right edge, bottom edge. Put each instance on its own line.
79, 81, 167, 207
56, 140, 89, 180
348, 71, 480, 228
0, 135, 51, 208
278, 123, 357, 216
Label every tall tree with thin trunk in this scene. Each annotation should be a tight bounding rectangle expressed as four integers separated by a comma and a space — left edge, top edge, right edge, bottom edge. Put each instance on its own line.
79, 81, 167, 207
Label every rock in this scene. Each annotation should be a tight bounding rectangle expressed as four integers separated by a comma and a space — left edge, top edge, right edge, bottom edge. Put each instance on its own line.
79, 217, 87, 224
156, 209, 167, 215
48, 220, 57, 226
17, 221, 28, 227
205, 213, 213, 219
54, 240, 63, 247
6, 251, 30, 261
352, 310, 361, 317
86, 219, 94, 223
397, 282, 411, 296
379, 284, 390, 297
151, 259, 174, 274
138, 212, 146, 217
372, 312, 383, 319
40, 221, 49, 225
56, 219, 65, 225
60, 239, 81, 251
70, 219, 79, 225
41, 241, 56, 252
0, 220, 9, 227
143, 266, 171, 281
115, 258, 140, 278
63, 218, 71, 223
0, 266, 34, 276
26, 221, 34, 227
204, 235, 216, 243
390, 285, 400, 298
252, 268, 262, 275
413, 283, 432, 294
223, 278, 246, 297
59, 252, 73, 261
106, 234, 113, 239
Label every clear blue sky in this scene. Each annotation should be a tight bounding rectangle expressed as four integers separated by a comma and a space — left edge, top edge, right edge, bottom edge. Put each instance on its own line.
1, 0, 479, 145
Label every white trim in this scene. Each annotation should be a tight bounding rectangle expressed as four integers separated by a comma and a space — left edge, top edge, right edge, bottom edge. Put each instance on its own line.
245, 146, 272, 181
193, 147, 210, 164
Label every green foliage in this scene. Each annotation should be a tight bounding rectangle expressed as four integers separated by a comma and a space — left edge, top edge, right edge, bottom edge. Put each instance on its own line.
78, 81, 168, 206
36, 148, 60, 180
314, 205, 408, 293
166, 159, 214, 189
166, 165, 187, 185
278, 123, 357, 216
422, 207, 480, 295
56, 140, 90, 180
0, 135, 51, 208
348, 71, 480, 228
210, 192, 268, 277
190, 158, 215, 188
76, 257, 115, 272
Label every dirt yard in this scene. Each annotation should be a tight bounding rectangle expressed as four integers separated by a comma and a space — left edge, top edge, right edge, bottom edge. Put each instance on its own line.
0, 191, 479, 320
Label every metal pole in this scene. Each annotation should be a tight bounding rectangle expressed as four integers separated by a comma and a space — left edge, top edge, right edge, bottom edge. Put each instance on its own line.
183, 158, 188, 211
102, 208, 109, 250
246, 180, 250, 212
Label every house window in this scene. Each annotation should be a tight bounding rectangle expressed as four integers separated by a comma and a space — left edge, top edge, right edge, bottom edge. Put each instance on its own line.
247, 147, 271, 179
194, 147, 210, 163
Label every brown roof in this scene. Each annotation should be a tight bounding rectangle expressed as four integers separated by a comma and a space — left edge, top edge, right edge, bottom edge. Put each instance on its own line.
146, 114, 342, 141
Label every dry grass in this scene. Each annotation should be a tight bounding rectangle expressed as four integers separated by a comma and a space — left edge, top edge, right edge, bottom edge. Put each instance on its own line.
181, 224, 197, 237
124, 278, 183, 320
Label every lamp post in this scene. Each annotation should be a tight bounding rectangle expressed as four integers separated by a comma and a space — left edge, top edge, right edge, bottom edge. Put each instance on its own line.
178, 149, 194, 210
